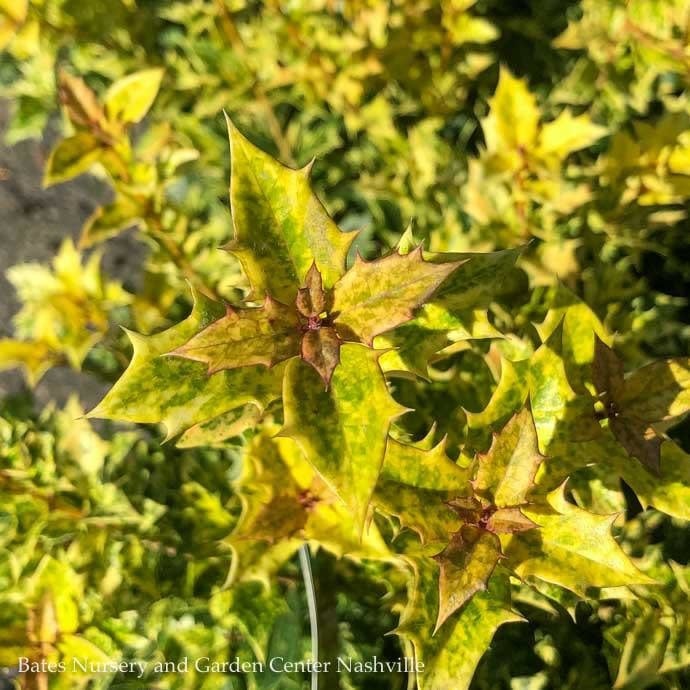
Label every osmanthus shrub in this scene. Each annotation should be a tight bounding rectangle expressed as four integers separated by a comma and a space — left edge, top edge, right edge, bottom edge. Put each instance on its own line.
83, 121, 690, 689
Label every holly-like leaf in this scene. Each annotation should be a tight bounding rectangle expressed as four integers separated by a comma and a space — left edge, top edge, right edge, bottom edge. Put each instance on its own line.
537, 110, 607, 159
377, 306, 502, 378
593, 336, 670, 474
375, 437, 469, 543
609, 417, 662, 476
176, 403, 262, 448
502, 485, 655, 595
485, 507, 537, 534
0, 339, 61, 386
466, 356, 530, 437
104, 68, 164, 125
608, 438, 690, 522
529, 324, 601, 455
296, 262, 327, 317
397, 560, 521, 690
593, 335, 625, 400
281, 344, 406, 532
433, 525, 502, 633
381, 437, 470, 493
426, 247, 522, 311
231, 431, 390, 572
223, 117, 354, 302
332, 248, 462, 345
170, 296, 301, 373
618, 358, 690, 425
88, 288, 283, 439
473, 407, 544, 508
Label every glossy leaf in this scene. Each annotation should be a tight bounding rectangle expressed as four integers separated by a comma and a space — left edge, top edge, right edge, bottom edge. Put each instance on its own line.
473, 408, 544, 507
433, 525, 502, 632
223, 117, 354, 302
281, 344, 406, 532
104, 68, 164, 124
398, 560, 521, 690
88, 288, 283, 438
332, 248, 461, 345
171, 296, 301, 373
503, 485, 655, 595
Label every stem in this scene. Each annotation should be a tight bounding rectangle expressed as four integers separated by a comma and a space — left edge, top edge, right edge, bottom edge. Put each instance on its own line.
147, 218, 222, 302
299, 543, 319, 690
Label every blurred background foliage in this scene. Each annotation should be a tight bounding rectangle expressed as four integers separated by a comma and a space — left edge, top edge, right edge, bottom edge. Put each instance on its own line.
1, 0, 690, 688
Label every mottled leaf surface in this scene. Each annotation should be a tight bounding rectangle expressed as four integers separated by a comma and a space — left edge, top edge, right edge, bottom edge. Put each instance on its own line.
332, 248, 461, 345
282, 344, 406, 531
433, 525, 502, 632
398, 560, 520, 690
171, 296, 300, 373
473, 408, 544, 507
503, 486, 655, 595
89, 289, 283, 438
224, 118, 353, 302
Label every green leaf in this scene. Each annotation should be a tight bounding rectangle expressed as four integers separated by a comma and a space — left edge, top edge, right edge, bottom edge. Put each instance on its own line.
528, 324, 601, 454
398, 560, 521, 690
503, 485, 655, 595
223, 117, 354, 302
473, 408, 544, 507
433, 525, 502, 632
536, 285, 611, 393
610, 439, 690, 522
377, 306, 501, 378
43, 133, 102, 186
281, 344, 406, 532
374, 482, 462, 544
88, 288, 283, 439
104, 68, 164, 124
466, 357, 529, 434
171, 296, 301, 373
375, 437, 469, 543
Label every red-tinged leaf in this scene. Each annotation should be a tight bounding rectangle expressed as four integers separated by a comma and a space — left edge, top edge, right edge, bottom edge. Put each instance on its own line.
485, 507, 537, 534
296, 262, 328, 317
300, 326, 341, 387
433, 525, 502, 633
57, 70, 111, 140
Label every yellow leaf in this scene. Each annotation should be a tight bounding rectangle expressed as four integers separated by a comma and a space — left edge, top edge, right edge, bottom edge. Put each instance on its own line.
104, 68, 164, 124
538, 110, 607, 159
482, 67, 540, 152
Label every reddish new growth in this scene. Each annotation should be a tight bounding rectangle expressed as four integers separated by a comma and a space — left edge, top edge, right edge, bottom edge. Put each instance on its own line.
295, 263, 342, 388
